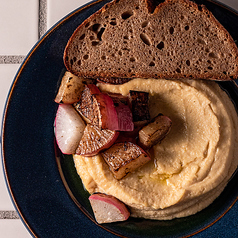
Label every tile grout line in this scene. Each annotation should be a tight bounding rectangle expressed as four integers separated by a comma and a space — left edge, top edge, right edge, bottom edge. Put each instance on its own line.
0, 0, 48, 220
39, 0, 48, 39
0, 211, 19, 219
0, 0, 48, 65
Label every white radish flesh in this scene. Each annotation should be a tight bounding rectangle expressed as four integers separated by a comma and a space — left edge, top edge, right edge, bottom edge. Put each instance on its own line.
89, 193, 130, 224
54, 104, 85, 154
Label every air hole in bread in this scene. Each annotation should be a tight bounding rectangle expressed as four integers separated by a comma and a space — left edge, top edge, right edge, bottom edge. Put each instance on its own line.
101, 55, 106, 60
92, 41, 100, 46
207, 60, 212, 64
118, 51, 122, 56
157, 41, 164, 50
205, 48, 209, 53
142, 21, 149, 28
176, 68, 181, 73
89, 35, 94, 41
97, 27, 105, 41
208, 66, 213, 70
186, 60, 190, 66
121, 10, 133, 20
169, 27, 174, 34
185, 25, 189, 31
110, 21, 117, 26
77, 60, 81, 66
83, 55, 89, 60
140, 33, 151, 46
130, 57, 136, 62
79, 34, 86, 40
85, 22, 90, 28
181, 15, 185, 20
124, 35, 129, 40
197, 38, 206, 45
91, 23, 101, 32
223, 71, 227, 75
149, 61, 155, 66
208, 52, 217, 58
198, 5, 203, 11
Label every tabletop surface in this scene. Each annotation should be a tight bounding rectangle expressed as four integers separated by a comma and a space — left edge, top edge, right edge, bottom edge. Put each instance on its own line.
0, 0, 238, 237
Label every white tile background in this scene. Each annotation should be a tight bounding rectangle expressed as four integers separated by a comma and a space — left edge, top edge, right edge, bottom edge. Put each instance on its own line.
0, 0, 238, 237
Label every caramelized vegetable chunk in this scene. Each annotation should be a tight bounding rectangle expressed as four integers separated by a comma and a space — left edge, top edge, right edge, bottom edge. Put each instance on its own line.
76, 124, 119, 156
55, 71, 86, 104
139, 114, 172, 149
102, 142, 151, 179
128, 90, 150, 126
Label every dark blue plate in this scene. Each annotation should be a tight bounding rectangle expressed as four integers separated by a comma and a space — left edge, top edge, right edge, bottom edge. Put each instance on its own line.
2, 0, 238, 237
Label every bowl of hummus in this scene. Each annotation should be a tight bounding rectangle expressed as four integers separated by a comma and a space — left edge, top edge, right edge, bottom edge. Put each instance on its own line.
57, 77, 238, 237
72, 78, 238, 220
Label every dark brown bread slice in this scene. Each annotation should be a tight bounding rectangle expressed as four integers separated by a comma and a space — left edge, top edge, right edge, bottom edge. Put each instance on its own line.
64, 0, 238, 81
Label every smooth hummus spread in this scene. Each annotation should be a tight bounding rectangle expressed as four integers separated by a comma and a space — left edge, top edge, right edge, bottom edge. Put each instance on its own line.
73, 78, 238, 220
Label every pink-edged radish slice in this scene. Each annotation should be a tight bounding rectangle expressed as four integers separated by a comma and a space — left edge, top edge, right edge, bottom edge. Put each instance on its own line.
74, 85, 119, 130
76, 124, 119, 156
54, 104, 85, 154
89, 193, 130, 224
114, 102, 134, 131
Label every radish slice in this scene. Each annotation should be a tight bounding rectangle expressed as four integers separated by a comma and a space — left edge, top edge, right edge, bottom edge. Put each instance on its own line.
114, 102, 134, 131
74, 85, 119, 130
54, 104, 85, 154
89, 193, 130, 224
76, 124, 119, 156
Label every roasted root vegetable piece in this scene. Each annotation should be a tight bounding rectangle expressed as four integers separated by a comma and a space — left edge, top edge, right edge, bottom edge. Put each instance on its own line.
54, 104, 85, 154
89, 193, 130, 224
55, 71, 86, 104
76, 124, 119, 156
102, 142, 151, 179
111, 95, 134, 131
139, 114, 172, 149
74, 84, 119, 130
128, 90, 150, 127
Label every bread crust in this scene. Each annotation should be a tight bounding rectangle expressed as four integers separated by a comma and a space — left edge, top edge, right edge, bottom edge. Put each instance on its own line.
64, 0, 238, 82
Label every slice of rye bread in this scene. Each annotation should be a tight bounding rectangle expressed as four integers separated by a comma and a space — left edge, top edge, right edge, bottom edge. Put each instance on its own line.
64, 0, 238, 82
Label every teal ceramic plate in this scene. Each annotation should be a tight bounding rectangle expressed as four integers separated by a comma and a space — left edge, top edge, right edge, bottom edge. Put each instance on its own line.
2, 0, 238, 237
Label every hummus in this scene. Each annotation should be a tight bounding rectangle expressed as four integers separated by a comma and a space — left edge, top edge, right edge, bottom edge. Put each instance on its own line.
73, 78, 238, 220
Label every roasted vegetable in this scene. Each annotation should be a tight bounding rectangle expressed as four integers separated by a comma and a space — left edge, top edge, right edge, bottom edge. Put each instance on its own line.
74, 84, 119, 130
55, 71, 86, 104
76, 124, 119, 156
139, 114, 172, 149
102, 142, 151, 179
54, 104, 85, 154
89, 193, 130, 224
128, 90, 150, 127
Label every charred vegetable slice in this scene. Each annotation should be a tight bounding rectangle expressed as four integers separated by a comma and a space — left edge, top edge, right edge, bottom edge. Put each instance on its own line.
55, 71, 86, 104
89, 193, 130, 224
139, 114, 172, 149
102, 142, 151, 179
74, 84, 119, 130
128, 90, 150, 126
76, 124, 119, 156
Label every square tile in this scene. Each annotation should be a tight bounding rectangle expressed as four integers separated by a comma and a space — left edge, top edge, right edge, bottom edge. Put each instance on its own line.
0, 220, 32, 238
47, 0, 90, 29
0, 0, 38, 55
0, 64, 21, 210
218, 0, 238, 11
